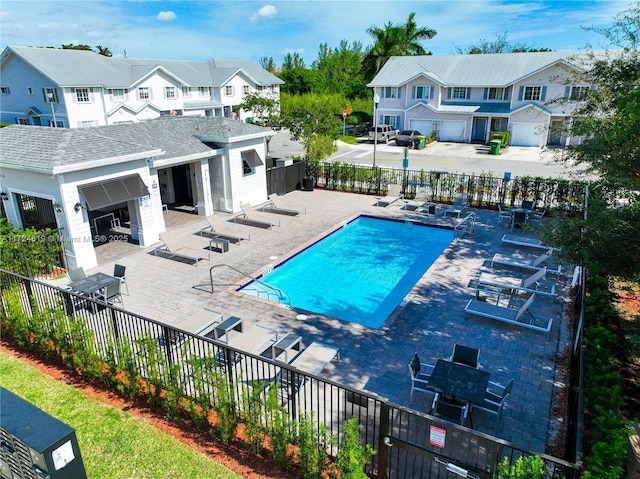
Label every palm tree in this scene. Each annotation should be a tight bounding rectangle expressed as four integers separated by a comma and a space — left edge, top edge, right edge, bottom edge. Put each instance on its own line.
363, 12, 436, 81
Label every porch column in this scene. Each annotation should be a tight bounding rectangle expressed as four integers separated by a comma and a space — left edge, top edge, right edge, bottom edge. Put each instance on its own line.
194, 158, 214, 216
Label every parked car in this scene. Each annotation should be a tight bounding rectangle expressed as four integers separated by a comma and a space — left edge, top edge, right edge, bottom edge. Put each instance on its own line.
396, 130, 423, 147
368, 125, 399, 143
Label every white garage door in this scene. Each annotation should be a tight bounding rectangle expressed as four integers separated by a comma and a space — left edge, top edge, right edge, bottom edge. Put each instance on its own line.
409, 120, 434, 136
511, 123, 541, 147
439, 121, 466, 142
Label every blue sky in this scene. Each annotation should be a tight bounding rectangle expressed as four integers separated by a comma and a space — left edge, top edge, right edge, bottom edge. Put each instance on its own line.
0, 0, 629, 65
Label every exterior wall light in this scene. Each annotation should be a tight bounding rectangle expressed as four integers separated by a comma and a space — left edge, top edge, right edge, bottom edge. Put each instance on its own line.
52, 202, 62, 213
74, 202, 84, 212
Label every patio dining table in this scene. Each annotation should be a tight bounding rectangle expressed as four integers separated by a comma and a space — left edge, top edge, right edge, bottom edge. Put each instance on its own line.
69, 272, 120, 297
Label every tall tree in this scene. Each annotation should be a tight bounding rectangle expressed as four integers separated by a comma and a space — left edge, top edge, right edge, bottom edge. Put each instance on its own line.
280, 53, 315, 94
362, 12, 436, 81
95, 45, 113, 57
259, 56, 278, 74
455, 32, 551, 54
312, 40, 367, 98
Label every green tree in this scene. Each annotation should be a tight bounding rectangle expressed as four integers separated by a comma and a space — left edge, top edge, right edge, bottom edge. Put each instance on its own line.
237, 92, 281, 155
362, 12, 436, 81
455, 32, 551, 54
280, 53, 315, 94
259, 56, 278, 74
312, 40, 368, 98
95, 45, 113, 57
62, 43, 93, 51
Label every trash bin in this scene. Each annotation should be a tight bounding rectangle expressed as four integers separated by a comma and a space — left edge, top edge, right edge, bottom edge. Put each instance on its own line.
303, 177, 314, 191
489, 139, 501, 155
414, 135, 426, 149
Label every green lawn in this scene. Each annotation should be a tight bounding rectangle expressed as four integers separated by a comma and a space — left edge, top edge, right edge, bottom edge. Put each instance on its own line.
0, 350, 242, 479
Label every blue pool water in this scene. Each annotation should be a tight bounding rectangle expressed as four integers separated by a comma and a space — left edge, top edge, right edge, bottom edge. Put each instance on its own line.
239, 216, 454, 329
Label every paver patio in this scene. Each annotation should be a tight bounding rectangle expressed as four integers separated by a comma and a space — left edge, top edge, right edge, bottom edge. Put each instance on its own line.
48, 188, 573, 454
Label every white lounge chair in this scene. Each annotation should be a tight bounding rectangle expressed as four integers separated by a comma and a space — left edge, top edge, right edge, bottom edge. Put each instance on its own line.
501, 234, 560, 252
441, 193, 470, 217
156, 232, 209, 266
491, 249, 562, 275
375, 183, 403, 207
263, 193, 306, 215
402, 186, 430, 210
199, 214, 251, 243
235, 202, 281, 229
290, 341, 340, 375
478, 267, 555, 297
464, 293, 553, 333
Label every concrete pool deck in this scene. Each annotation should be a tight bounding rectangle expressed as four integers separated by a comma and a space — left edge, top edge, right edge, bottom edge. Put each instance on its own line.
50, 189, 574, 454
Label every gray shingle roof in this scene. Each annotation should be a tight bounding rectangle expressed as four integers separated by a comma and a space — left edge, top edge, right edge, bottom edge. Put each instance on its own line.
2, 46, 284, 89
0, 117, 271, 172
368, 50, 596, 87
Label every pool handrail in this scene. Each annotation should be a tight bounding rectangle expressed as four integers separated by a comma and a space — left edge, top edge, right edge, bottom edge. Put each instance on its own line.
208, 263, 291, 305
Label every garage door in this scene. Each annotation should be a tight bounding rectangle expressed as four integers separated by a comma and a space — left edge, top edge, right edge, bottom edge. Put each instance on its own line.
511, 124, 541, 147
409, 120, 434, 136
439, 121, 466, 142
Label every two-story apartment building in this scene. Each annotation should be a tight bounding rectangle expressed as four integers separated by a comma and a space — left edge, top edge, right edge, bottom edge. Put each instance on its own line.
367, 51, 595, 147
0, 46, 283, 128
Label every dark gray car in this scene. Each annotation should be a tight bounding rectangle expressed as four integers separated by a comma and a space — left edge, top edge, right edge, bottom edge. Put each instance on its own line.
396, 130, 423, 147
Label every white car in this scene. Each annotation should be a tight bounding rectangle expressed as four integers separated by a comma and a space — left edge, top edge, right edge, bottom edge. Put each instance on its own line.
368, 125, 399, 143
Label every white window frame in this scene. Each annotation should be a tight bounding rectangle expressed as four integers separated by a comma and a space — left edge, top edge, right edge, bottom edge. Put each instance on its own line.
451, 87, 468, 100
17, 118, 29, 125
75, 88, 90, 103
199, 86, 210, 97
225, 85, 234, 96
111, 89, 125, 101
570, 85, 589, 100
524, 86, 541, 101
382, 87, 399, 99
488, 87, 506, 100
257, 85, 265, 91
415, 85, 431, 99
182, 86, 190, 98
49, 119, 64, 127
1, 87, 10, 95
382, 115, 399, 129
80, 120, 96, 127
138, 87, 150, 100
44, 88, 58, 103
164, 86, 176, 99
243, 85, 250, 94
242, 159, 255, 176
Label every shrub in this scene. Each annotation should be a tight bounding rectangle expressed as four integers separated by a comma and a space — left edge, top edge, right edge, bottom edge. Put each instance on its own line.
496, 455, 544, 478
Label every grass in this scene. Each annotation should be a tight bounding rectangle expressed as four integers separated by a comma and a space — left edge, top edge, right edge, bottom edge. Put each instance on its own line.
337, 135, 364, 145
0, 350, 242, 479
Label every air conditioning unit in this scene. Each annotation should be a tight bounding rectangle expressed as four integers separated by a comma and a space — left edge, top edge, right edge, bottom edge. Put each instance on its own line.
1, 387, 87, 479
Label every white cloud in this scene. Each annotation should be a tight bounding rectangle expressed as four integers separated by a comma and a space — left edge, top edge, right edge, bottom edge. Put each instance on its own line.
156, 11, 176, 21
250, 5, 277, 23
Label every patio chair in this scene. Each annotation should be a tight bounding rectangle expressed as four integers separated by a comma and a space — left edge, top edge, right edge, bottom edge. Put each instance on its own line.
375, 183, 403, 207
155, 232, 210, 266
262, 193, 306, 215
68, 267, 86, 283
235, 202, 281, 229
449, 344, 479, 368
113, 263, 128, 295
408, 352, 436, 401
441, 193, 470, 218
509, 210, 529, 230
402, 186, 430, 211
433, 396, 469, 426
478, 267, 555, 297
501, 234, 561, 252
528, 207, 547, 225
464, 293, 553, 333
521, 199, 534, 210
491, 249, 562, 275
199, 214, 251, 243
473, 379, 514, 422
94, 281, 123, 308
498, 203, 511, 224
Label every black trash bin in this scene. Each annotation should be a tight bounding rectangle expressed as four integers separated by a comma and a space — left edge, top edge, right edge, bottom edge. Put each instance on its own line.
303, 177, 314, 191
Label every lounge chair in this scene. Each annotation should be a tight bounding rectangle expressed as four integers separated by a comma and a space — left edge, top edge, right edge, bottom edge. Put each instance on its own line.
235, 202, 281, 229
155, 232, 209, 266
441, 193, 470, 218
478, 267, 555, 297
262, 193, 306, 215
375, 183, 403, 207
290, 341, 340, 375
491, 249, 562, 275
198, 214, 251, 243
501, 234, 560, 252
464, 293, 553, 333
402, 186, 430, 210
215, 324, 278, 371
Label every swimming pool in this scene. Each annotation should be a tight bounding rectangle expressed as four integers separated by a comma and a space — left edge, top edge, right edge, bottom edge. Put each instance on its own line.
239, 216, 454, 329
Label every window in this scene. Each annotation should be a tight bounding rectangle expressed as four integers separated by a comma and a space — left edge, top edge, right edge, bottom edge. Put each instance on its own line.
27, 87, 33, 95
182, 86, 190, 98
382, 87, 399, 99
17, 118, 29, 125
225, 85, 234, 96
488, 88, 505, 100
110, 89, 125, 101
413, 85, 431, 99
243, 85, 250, 94
164, 87, 176, 99
570, 86, 589, 100
49, 119, 64, 127
523, 86, 541, 101
80, 120, 96, 127
43, 88, 58, 103
1, 87, 10, 94
199, 86, 210, 97
382, 115, 399, 128
451, 87, 468, 99
257, 85, 265, 91
138, 87, 150, 100
75, 88, 90, 103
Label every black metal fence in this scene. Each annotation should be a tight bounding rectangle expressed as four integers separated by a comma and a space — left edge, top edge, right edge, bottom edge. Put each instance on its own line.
0, 269, 582, 479
304, 162, 587, 214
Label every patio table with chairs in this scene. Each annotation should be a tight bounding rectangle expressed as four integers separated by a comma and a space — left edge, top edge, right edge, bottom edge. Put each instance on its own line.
68, 271, 123, 310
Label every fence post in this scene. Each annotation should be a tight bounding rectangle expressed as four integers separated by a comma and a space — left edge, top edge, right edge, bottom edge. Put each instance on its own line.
377, 402, 390, 479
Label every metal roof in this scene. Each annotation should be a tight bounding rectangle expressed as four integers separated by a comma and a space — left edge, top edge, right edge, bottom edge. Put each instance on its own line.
0, 116, 271, 173
1, 46, 284, 89
368, 51, 597, 87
